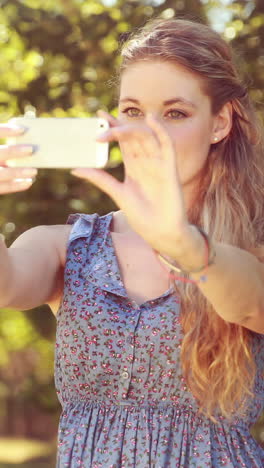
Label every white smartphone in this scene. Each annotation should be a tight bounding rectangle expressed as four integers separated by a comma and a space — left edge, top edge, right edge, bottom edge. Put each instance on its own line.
5, 116, 110, 168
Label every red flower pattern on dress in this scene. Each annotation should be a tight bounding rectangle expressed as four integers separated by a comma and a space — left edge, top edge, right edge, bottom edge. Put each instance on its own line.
54, 212, 264, 467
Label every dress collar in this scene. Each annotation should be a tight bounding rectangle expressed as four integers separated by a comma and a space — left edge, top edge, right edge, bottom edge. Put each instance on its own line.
82, 211, 174, 308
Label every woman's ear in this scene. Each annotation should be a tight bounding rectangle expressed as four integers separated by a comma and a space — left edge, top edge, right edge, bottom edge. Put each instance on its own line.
211, 102, 233, 144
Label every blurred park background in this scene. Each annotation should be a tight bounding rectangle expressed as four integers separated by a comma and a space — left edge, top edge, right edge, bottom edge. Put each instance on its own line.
0, 0, 264, 466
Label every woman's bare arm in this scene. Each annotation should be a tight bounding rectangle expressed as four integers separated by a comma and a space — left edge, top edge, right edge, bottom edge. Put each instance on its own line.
1, 224, 71, 310
0, 122, 73, 312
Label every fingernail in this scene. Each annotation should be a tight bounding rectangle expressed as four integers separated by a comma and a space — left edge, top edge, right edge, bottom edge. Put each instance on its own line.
10, 125, 29, 134
14, 178, 33, 184
19, 144, 39, 154
96, 131, 110, 140
30, 144, 39, 154
21, 168, 37, 176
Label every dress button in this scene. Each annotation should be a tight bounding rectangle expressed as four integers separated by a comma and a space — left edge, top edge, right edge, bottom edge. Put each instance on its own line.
126, 336, 133, 345
121, 371, 129, 379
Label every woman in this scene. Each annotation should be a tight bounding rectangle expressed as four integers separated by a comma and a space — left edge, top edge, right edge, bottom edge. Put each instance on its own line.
0, 17, 264, 467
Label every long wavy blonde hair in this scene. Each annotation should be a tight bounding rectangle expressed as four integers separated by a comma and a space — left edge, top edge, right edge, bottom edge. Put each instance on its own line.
114, 17, 264, 423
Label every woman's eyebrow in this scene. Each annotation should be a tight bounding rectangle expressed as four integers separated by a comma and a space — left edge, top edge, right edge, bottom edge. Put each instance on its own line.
119, 97, 197, 108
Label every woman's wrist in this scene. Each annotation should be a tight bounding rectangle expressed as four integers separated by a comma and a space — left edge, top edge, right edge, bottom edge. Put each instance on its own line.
156, 224, 207, 274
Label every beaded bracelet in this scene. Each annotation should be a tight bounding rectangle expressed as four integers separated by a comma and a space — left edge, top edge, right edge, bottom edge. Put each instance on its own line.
154, 225, 216, 285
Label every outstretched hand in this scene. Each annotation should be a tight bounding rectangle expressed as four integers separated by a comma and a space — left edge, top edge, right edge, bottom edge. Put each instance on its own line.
71, 110, 191, 257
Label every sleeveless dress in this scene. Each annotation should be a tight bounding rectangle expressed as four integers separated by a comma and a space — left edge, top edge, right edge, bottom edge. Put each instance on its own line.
55, 212, 264, 468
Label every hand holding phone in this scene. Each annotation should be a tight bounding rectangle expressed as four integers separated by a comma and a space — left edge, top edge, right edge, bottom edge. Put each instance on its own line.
0, 123, 37, 194
5, 117, 109, 169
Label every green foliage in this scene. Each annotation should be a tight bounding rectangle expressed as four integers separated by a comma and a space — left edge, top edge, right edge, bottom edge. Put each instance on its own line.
0, 308, 57, 405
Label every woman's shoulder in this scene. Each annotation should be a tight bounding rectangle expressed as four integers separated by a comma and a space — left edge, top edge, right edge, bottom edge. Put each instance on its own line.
43, 224, 77, 317
45, 212, 102, 267
42, 211, 112, 272
35, 223, 72, 268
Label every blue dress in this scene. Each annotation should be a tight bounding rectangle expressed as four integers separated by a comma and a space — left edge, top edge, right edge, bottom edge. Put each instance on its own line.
55, 212, 264, 467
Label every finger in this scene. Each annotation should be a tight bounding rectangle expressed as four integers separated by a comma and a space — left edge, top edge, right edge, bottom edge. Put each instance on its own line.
97, 110, 120, 128
121, 135, 154, 163
0, 123, 28, 139
133, 129, 160, 159
96, 125, 154, 143
122, 138, 164, 185
71, 168, 123, 208
0, 167, 37, 182
119, 139, 143, 177
0, 144, 36, 163
96, 126, 132, 143
119, 136, 161, 186
146, 114, 174, 157
0, 178, 34, 195
120, 129, 160, 168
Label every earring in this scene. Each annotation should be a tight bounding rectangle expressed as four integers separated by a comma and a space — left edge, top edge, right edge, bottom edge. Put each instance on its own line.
214, 136, 219, 142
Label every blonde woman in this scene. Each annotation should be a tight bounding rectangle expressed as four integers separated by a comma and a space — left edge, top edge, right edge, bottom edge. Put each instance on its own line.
1, 17, 264, 467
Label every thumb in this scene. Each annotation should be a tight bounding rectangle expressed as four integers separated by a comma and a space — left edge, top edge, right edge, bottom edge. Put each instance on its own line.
71, 168, 123, 206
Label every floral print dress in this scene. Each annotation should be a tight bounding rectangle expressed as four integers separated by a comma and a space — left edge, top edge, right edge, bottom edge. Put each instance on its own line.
55, 212, 264, 467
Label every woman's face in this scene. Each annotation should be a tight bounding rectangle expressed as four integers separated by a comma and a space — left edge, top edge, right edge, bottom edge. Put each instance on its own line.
117, 60, 218, 209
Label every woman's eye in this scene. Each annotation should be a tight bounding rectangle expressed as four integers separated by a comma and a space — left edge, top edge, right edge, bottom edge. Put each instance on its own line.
122, 107, 138, 117
168, 109, 187, 119
121, 107, 187, 120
